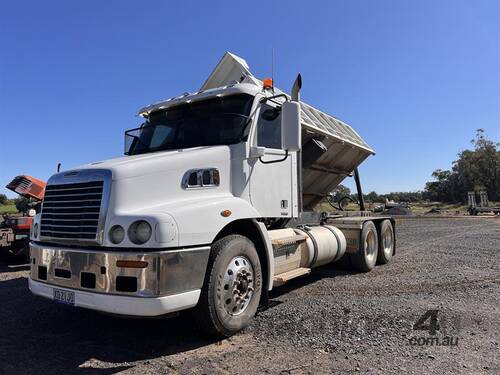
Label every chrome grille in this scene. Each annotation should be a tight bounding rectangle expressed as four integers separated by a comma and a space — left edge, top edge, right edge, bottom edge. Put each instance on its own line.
40, 181, 104, 241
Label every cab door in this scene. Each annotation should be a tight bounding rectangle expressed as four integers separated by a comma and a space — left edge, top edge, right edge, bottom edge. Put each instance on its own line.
248, 101, 297, 218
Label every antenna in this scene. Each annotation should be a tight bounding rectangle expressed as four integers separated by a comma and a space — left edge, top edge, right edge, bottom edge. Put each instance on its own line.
271, 47, 275, 94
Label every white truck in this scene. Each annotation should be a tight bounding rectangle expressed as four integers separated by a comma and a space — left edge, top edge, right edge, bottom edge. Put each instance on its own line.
29, 52, 396, 336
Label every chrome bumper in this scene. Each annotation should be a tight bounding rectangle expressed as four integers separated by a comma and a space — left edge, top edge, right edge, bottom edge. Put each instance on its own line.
29, 278, 201, 316
29, 242, 210, 298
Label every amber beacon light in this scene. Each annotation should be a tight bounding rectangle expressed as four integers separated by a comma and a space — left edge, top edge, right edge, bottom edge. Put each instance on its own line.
263, 78, 273, 89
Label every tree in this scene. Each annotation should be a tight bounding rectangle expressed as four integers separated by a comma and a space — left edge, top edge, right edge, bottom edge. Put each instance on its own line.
424, 169, 454, 202
457, 129, 499, 199
423, 129, 499, 203
14, 197, 30, 214
0, 194, 7, 205
365, 191, 380, 202
331, 184, 351, 200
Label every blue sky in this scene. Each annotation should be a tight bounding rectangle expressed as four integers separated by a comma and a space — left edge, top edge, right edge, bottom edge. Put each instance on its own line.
1, 0, 499, 197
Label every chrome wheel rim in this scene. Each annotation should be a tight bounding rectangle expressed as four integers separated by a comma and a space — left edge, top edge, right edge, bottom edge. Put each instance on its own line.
382, 226, 394, 258
221, 256, 254, 316
365, 230, 377, 263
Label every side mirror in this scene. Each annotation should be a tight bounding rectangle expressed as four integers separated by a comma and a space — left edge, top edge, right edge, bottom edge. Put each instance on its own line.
281, 101, 301, 152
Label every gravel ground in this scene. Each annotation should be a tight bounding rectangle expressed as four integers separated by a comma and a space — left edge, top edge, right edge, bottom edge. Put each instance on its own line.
0, 218, 498, 374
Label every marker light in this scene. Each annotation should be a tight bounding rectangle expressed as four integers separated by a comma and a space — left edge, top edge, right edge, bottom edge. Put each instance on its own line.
116, 260, 148, 268
221, 209, 232, 217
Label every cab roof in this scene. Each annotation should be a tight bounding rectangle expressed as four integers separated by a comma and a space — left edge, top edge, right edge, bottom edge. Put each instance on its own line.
137, 84, 261, 117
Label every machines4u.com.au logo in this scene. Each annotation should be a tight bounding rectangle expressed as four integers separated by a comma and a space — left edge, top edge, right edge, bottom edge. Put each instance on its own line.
408, 310, 459, 347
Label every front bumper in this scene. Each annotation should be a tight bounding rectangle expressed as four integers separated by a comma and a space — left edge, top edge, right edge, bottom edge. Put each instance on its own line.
29, 278, 201, 316
29, 241, 210, 316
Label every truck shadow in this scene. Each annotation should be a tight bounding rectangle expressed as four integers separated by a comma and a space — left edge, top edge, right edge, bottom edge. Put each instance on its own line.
0, 260, 356, 374
0, 273, 219, 374
0, 253, 30, 273
268, 263, 357, 300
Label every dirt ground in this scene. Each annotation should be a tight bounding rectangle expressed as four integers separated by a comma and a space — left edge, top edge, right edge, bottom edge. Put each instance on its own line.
0, 217, 499, 374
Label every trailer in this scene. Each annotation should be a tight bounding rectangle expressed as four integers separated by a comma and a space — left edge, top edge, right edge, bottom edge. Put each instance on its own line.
28, 53, 396, 337
467, 191, 500, 216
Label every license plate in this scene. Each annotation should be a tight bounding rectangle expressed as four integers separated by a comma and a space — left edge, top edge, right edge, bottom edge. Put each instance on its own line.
53, 288, 75, 306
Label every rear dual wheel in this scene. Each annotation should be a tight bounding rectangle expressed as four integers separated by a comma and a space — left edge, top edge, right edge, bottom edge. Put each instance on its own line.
351, 221, 379, 272
377, 219, 394, 264
350, 219, 395, 271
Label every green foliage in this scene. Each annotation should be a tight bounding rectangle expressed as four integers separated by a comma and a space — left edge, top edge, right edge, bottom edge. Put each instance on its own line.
14, 197, 30, 214
365, 191, 380, 202
0, 194, 7, 205
0, 203, 18, 215
352, 191, 423, 203
331, 184, 351, 200
424, 129, 499, 203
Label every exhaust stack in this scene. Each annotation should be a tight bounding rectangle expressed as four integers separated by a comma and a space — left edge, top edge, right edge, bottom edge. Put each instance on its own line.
291, 74, 302, 102
292, 73, 303, 216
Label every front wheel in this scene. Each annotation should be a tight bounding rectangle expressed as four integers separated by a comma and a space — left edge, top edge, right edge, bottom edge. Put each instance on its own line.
194, 235, 262, 337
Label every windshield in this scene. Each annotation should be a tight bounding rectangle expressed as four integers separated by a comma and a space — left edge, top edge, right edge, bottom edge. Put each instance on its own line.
125, 94, 254, 155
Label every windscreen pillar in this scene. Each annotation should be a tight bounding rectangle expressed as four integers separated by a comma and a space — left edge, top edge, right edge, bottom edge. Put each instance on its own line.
354, 168, 365, 211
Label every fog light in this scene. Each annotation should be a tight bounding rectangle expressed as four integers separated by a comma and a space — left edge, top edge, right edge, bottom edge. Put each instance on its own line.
109, 225, 125, 244
128, 220, 152, 244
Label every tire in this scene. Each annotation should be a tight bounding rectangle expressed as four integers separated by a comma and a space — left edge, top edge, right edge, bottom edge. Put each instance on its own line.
377, 219, 394, 265
351, 221, 378, 272
335, 253, 352, 269
194, 234, 262, 337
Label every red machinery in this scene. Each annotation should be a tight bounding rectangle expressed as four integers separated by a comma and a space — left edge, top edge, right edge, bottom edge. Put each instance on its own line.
0, 175, 46, 257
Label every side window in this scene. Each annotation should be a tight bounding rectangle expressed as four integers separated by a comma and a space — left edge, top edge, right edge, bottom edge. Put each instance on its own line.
149, 125, 174, 148
257, 104, 282, 149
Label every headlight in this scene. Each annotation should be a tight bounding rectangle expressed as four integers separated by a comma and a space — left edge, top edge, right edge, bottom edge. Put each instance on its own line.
128, 220, 152, 244
109, 225, 125, 244
33, 224, 39, 238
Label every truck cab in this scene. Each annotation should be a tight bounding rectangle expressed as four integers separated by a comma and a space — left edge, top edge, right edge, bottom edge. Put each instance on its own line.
29, 53, 395, 337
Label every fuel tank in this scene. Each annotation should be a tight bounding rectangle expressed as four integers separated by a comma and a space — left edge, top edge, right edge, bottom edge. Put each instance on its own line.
269, 225, 347, 275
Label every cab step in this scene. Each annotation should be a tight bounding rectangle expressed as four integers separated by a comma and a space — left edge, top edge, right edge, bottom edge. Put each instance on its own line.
273, 267, 311, 287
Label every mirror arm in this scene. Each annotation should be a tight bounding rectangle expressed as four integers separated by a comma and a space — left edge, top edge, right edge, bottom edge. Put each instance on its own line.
259, 150, 289, 164
260, 94, 288, 106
